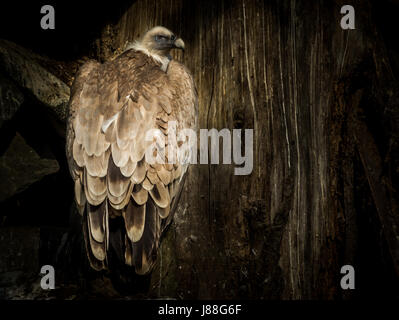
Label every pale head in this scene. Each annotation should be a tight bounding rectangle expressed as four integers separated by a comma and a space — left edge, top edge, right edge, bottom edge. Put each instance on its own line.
139, 26, 185, 56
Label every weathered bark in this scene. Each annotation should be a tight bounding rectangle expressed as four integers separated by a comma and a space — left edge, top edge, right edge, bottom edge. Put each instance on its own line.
81, 0, 399, 299
0, 133, 59, 202
0, 40, 70, 122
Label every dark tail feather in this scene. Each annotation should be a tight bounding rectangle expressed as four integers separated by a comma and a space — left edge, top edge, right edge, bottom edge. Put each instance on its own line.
83, 200, 108, 270
129, 198, 160, 275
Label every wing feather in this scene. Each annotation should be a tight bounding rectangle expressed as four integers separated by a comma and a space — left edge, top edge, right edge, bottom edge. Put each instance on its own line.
132, 184, 149, 205
123, 199, 146, 242
132, 158, 147, 183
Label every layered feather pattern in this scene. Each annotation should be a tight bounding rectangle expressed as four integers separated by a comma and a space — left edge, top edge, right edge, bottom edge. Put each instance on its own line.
66, 48, 197, 274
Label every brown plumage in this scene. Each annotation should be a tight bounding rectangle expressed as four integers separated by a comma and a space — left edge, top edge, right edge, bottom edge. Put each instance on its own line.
66, 26, 197, 274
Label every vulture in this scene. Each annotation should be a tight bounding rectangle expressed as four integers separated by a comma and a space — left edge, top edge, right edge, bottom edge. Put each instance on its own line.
66, 26, 198, 274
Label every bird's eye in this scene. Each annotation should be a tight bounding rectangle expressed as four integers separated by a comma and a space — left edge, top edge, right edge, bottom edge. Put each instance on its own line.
171, 35, 176, 41
155, 35, 167, 41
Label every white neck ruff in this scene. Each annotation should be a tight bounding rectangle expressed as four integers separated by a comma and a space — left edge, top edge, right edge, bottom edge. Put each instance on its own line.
125, 41, 170, 72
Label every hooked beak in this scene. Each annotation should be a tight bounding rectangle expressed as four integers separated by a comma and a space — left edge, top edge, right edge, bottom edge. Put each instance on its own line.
173, 38, 185, 51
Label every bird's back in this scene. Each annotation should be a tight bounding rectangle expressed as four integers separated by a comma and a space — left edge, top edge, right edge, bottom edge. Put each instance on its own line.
66, 48, 197, 274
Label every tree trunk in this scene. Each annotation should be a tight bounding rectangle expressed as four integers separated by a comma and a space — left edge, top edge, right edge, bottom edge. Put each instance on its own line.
87, 0, 398, 299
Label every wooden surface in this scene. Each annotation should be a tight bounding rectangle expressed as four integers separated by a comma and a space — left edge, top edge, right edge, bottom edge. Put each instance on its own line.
81, 0, 399, 299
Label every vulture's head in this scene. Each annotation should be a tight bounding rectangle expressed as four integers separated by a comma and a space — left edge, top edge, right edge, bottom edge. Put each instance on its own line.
140, 26, 185, 56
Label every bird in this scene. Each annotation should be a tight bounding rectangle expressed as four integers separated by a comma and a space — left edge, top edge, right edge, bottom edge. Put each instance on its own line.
66, 26, 198, 275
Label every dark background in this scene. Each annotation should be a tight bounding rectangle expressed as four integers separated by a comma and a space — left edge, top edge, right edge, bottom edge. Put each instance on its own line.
0, 0, 398, 299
